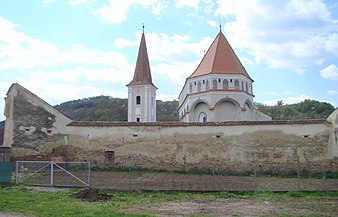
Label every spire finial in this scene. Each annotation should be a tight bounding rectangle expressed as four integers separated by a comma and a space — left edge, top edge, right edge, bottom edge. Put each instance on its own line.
142, 23, 145, 33
219, 14, 222, 32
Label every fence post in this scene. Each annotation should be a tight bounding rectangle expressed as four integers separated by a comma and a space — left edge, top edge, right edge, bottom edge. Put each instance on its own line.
322, 172, 326, 191
50, 161, 54, 187
213, 170, 216, 191
128, 166, 132, 191
15, 161, 18, 184
87, 162, 91, 187
297, 159, 300, 191
171, 170, 175, 192
254, 165, 257, 192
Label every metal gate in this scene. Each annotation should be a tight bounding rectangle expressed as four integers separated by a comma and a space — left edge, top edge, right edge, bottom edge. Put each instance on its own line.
15, 161, 91, 187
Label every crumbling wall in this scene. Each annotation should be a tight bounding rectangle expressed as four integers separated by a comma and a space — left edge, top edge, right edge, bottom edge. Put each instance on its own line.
58, 121, 335, 172
4, 83, 338, 172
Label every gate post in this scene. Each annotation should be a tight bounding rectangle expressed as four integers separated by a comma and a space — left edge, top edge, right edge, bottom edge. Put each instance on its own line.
50, 161, 54, 187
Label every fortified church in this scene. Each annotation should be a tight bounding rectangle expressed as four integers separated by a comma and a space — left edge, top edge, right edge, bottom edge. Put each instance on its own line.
127, 28, 270, 123
2, 28, 338, 172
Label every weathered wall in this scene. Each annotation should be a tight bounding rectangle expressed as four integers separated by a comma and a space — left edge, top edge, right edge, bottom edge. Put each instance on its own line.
3, 83, 338, 172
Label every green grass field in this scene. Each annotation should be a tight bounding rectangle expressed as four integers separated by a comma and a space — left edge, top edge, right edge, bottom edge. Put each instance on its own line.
0, 186, 337, 217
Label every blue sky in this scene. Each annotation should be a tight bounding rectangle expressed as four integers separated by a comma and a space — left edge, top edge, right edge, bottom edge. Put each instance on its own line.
1, 0, 338, 121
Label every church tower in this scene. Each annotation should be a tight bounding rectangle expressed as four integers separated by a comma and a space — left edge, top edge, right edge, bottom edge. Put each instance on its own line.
127, 29, 157, 122
178, 30, 271, 122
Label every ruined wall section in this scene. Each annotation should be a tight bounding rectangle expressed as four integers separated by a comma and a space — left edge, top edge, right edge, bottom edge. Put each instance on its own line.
3, 84, 72, 158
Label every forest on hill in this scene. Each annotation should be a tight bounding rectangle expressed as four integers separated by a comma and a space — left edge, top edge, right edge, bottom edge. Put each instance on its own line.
55, 96, 179, 121
255, 100, 335, 120
55, 96, 335, 122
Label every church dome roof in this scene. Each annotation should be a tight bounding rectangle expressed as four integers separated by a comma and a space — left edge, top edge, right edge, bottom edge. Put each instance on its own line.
189, 31, 253, 81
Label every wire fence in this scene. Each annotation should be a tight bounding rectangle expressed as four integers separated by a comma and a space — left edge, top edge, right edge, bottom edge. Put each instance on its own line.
13, 160, 338, 192
89, 164, 338, 192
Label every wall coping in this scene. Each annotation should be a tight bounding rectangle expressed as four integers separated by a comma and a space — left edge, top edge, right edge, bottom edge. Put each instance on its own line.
68, 119, 328, 127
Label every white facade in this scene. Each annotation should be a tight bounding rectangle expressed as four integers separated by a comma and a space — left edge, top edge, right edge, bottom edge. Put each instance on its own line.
128, 84, 157, 122
178, 74, 270, 122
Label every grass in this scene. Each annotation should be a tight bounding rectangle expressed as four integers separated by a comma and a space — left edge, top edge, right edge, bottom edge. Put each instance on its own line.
0, 186, 337, 217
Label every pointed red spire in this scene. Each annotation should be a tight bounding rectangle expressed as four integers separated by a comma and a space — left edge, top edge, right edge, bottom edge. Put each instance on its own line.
127, 32, 156, 87
189, 32, 252, 81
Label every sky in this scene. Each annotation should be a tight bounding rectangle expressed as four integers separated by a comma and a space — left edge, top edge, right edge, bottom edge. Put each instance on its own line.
0, 0, 338, 121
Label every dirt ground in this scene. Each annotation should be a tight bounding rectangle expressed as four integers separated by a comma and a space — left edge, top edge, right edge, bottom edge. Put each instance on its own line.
123, 197, 338, 217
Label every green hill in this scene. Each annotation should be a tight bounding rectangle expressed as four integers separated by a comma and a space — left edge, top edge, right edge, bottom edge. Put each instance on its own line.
55, 97, 335, 122
255, 99, 335, 120
55, 96, 179, 121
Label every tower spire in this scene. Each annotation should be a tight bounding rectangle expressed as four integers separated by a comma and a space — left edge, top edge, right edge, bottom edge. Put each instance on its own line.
142, 23, 144, 33
219, 14, 222, 32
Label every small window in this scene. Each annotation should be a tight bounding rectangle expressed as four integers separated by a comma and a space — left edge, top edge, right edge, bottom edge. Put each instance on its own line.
136, 118, 140, 122
218, 79, 221, 83
213, 79, 217, 89
234, 79, 239, 89
136, 96, 141, 105
105, 151, 115, 165
223, 79, 229, 89
230, 79, 233, 82
205, 80, 209, 90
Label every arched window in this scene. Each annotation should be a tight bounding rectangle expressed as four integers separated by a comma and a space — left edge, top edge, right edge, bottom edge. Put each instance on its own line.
241, 81, 244, 90
205, 80, 209, 90
223, 79, 228, 89
198, 112, 207, 122
136, 96, 141, 105
189, 83, 193, 93
245, 82, 248, 92
234, 79, 239, 89
197, 81, 202, 92
213, 79, 217, 89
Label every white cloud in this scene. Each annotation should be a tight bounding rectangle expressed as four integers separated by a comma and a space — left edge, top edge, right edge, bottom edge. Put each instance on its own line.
92, 0, 162, 24
42, 0, 54, 4
157, 93, 178, 101
152, 1, 168, 15
176, 0, 201, 9
263, 95, 312, 106
68, 0, 94, 5
328, 90, 338, 95
113, 32, 213, 86
262, 91, 277, 96
215, 0, 338, 73
0, 17, 133, 77
320, 64, 338, 80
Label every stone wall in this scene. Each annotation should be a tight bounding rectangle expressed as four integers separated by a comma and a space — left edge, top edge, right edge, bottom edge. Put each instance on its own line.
3, 83, 338, 173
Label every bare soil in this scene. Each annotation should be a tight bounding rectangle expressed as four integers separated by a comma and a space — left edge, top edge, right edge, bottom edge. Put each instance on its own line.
70, 188, 113, 202
123, 197, 338, 217
28, 170, 338, 192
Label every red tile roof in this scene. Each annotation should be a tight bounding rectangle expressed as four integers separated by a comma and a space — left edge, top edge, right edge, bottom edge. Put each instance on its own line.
189, 31, 252, 81
127, 33, 156, 87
